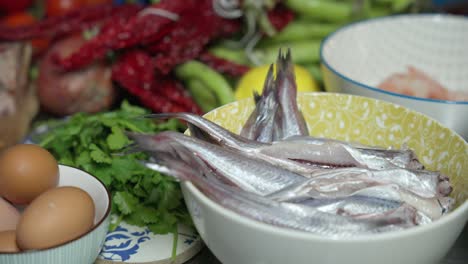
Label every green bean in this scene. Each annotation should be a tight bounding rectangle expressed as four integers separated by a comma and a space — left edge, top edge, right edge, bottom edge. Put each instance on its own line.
374, 0, 414, 11
262, 21, 341, 45
253, 40, 321, 65
175, 61, 235, 106
208, 47, 250, 65
186, 79, 219, 112
284, 0, 354, 23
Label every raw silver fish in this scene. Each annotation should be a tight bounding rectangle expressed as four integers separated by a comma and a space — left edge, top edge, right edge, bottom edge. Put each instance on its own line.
240, 49, 309, 142
273, 49, 309, 139
144, 113, 426, 174
142, 152, 418, 236
299, 195, 402, 217
269, 181, 453, 221
259, 136, 424, 170
240, 64, 279, 142
134, 48, 455, 233
145, 113, 428, 177
263, 166, 448, 199
270, 168, 443, 201
354, 185, 454, 221
127, 131, 306, 196
143, 112, 266, 150
143, 112, 323, 177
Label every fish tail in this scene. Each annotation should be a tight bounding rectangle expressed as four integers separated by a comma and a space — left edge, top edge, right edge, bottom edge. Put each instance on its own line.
275, 48, 294, 80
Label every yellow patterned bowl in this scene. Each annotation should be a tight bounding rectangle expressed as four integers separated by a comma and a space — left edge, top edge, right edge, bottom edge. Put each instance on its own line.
181, 92, 468, 264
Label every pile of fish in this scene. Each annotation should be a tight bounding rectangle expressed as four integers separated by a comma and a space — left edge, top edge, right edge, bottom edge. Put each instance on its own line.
128, 50, 454, 237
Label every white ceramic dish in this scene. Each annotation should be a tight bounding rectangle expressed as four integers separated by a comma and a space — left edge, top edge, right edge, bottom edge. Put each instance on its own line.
181, 93, 468, 264
320, 14, 468, 139
0, 164, 112, 264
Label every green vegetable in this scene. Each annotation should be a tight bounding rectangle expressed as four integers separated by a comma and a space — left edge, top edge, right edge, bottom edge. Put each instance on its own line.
175, 61, 235, 106
260, 21, 341, 45
208, 46, 250, 65
36, 101, 192, 237
253, 40, 321, 65
374, 0, 415, 12
284, 0, 354, 23
186, 79, 219, 112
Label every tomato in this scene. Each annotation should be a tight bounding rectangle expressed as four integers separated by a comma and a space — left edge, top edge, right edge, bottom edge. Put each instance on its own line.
46, 0, 84, 17
0, 0, 34, 13
1, 12, 50, 56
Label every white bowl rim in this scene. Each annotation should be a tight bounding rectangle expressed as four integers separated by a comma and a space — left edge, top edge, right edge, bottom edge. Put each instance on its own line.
184, 180, 468, 242
0, 164, 112, 255
319, 13, 468, 105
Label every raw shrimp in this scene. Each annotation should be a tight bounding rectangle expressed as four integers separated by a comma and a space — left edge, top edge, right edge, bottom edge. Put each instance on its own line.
378, 66, 468, 101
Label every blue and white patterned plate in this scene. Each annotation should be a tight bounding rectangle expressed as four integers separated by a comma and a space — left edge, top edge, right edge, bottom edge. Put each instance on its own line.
95, 218, 202, 264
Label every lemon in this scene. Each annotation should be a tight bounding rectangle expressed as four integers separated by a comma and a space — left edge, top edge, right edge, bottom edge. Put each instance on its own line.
235, 64, 320, 100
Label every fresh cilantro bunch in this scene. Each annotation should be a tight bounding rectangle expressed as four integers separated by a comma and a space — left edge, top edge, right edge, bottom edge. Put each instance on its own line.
36, 101, 192, 235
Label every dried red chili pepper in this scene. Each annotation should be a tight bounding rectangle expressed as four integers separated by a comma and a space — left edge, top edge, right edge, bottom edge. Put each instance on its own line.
0, 4, 142, 40
151, 76, 203, 114
112, 50, 201, 114
268, 5, 295, 32
56, 0, 200, 71
137, 89, 188, 114
112, 56, 184, 113
198, 52, 250, 78
146, 0, 241, 74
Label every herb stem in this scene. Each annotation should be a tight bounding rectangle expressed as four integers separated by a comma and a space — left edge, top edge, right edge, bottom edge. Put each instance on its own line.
171, 225, 179, 261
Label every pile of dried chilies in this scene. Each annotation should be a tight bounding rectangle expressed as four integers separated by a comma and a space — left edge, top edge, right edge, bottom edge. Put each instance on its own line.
0, 1, 294, 114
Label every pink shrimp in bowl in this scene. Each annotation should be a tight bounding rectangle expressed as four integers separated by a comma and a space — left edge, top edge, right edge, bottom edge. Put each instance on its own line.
320, 14, 468, 139
378, 66, 468, 102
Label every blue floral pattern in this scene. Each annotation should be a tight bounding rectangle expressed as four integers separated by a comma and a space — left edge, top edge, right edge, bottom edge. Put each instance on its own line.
98, 224, 200, 262
99, 226, 151, 261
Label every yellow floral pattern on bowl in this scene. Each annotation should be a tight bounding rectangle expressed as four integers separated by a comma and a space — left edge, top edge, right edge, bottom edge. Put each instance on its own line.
204, 92, 468, 208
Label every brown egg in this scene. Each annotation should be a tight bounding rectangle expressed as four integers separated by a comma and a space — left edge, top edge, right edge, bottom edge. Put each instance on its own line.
0, 230, 20, 253
16, 186, 95, 250
0, 144, 59, 205
0, 197, 21, 232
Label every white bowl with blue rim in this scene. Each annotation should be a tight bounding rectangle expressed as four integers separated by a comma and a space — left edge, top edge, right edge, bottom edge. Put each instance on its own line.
320, 14, 468, 140
0, 164, 111, 264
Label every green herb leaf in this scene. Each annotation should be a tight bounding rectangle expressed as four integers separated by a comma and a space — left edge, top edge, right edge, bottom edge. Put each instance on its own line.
107, 126, 129, 150
90, 144, 112, 164
113, 192, 139, 215
35, 100, 190, 242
